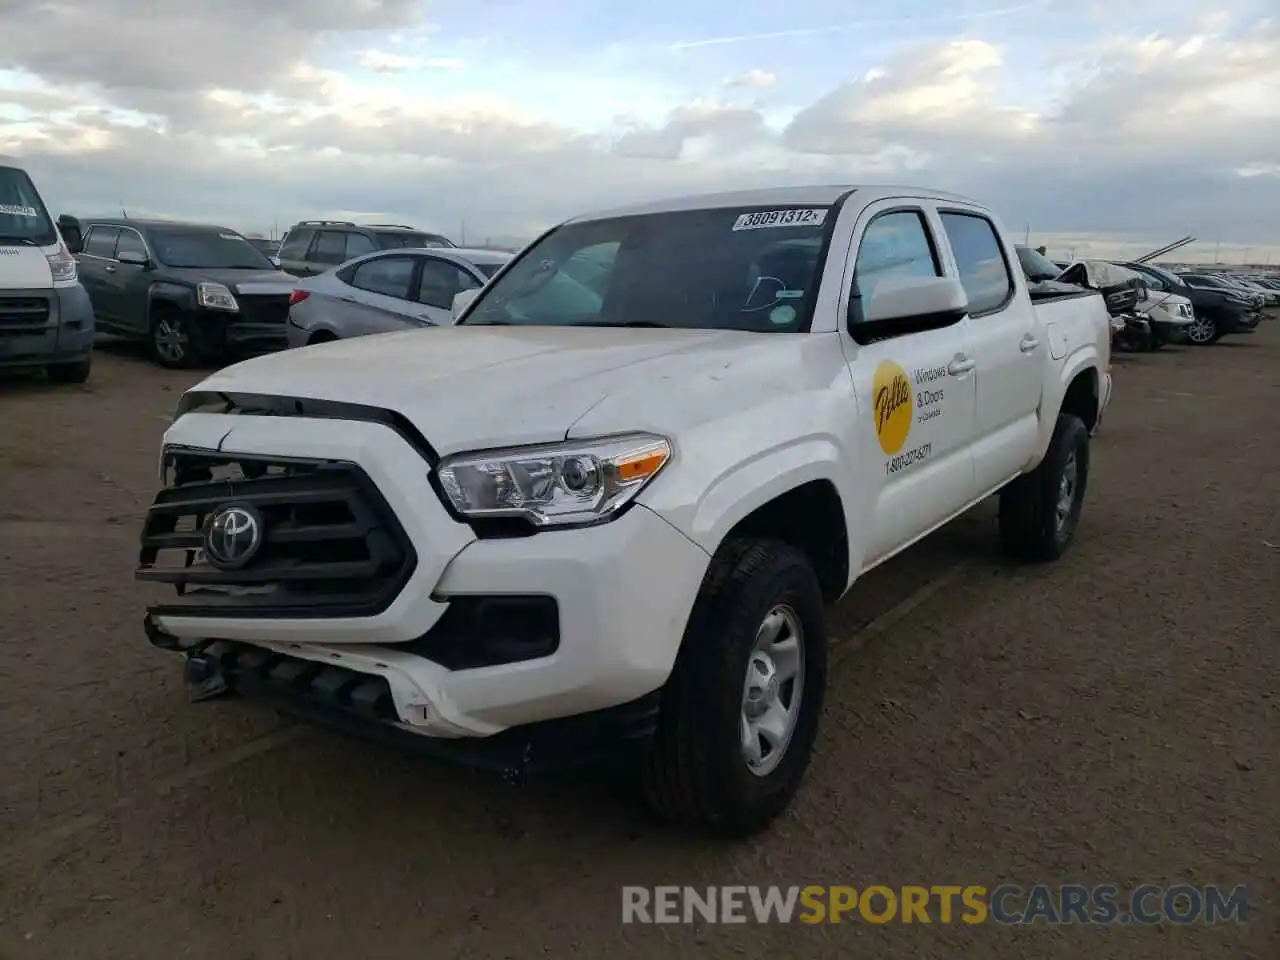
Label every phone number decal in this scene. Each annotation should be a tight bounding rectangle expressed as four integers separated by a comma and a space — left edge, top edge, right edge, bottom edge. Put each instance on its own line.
886, 443, 932, 475
732, 208, 829, 231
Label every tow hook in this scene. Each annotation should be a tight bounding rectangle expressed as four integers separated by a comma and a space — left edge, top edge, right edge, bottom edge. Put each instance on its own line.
185, 648, 231, 702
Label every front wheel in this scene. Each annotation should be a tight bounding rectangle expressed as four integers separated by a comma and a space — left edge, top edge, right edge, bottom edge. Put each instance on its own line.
643, 539, 827, 838
149, 309, 201, 369
998, 413, 1090, 563
46, 356, 91, 384
1186, 315, 1220, 345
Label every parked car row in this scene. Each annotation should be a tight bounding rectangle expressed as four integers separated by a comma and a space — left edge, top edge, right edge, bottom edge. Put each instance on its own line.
1019, 245, 1269, 348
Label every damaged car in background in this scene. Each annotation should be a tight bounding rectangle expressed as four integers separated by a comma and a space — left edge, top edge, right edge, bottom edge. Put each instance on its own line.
1057, 258, 1193, 351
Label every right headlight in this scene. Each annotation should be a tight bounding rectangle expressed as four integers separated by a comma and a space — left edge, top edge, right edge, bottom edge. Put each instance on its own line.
436, 433, 672, 528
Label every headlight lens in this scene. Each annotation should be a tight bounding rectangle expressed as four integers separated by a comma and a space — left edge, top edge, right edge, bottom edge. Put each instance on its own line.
197, 281, 239, 312
436, 433, 671, 528
46, 245, 77, 282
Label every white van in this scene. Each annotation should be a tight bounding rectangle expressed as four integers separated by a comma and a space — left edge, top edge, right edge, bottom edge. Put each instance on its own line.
0, 155, 94, 382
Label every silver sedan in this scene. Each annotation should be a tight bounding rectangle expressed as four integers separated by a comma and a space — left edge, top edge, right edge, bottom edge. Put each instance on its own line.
285, 247, 512, 347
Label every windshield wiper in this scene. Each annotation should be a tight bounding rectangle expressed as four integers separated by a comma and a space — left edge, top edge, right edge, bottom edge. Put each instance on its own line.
463, 319, 512, 326
0, 235, 38, 246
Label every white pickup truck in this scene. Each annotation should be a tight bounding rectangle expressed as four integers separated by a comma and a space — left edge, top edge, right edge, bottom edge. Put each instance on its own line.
138, 185, 1112, 837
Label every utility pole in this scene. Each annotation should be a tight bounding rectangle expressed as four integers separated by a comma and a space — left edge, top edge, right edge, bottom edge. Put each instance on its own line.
460, 218, 467, 245
1023, 223, 1030, 245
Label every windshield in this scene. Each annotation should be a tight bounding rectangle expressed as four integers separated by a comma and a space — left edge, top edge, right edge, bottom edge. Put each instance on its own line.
0, 165, 58, 247
149, 229, 275, 269
376, 232, 453, 249
461, 205, 832, 331
1016, 245, 1062, 282
1135, 264, 1181, 287
1186, 274, 1227, 289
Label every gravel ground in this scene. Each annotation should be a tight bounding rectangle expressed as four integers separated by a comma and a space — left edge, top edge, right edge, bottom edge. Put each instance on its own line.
0, 323, 1276, 959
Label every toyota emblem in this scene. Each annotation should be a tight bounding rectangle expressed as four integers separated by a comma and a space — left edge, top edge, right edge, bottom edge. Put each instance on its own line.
203, 503, 264, 569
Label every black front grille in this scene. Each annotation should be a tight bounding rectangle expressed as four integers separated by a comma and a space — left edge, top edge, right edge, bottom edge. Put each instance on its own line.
0, 294, 52, 331
137, 449, 417, 618
237, 294, 291, 325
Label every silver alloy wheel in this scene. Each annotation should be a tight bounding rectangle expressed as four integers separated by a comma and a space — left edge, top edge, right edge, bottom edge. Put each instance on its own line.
1056, 450, 1078, 532
740, 604, 805, 777
1186, 315, 1216, 344
154, 315, 188, 364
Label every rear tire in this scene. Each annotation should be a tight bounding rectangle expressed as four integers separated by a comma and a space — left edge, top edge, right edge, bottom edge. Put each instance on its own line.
999, 413, 1090, 563
46, 356, 91, 384
642, 539, 827, 838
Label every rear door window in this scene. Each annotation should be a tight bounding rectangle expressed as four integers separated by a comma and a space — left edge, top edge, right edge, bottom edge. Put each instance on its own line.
311, 230, 350, 265
939, 212, 1015, 316
344, 233, 377, 259
348, 256, 416, 300
279, 228, 314, 260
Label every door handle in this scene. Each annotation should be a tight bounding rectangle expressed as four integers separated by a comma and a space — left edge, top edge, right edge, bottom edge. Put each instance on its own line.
104, 264, 117, 273
1019, 334, 1040, 353
947, 355, 975, 376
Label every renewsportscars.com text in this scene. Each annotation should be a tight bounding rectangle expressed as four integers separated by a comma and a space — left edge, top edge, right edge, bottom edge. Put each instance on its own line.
621, 884, 1250, 925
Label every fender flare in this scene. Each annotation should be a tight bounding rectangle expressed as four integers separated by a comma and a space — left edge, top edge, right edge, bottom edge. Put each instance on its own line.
1031, 346, 1101, 463
681, 437, 857, 584
147, 283, 197, 319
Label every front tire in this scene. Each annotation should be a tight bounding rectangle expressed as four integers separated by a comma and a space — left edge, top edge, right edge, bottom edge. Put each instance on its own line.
46, 356, 91, 384
643, 539, 827, 838
1186, 314, 1220, 345
149, 308, 201, 369
999, 413, 1090, 563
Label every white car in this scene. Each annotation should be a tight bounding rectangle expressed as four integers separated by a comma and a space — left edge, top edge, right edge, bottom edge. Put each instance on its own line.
285, 247, 512, 346
139, 185, 1112, 837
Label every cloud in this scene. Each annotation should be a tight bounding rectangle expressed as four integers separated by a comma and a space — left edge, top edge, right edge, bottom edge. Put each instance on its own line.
725, 70, 777, 90
357, 50, 466, 72
2, 2, 1277, 254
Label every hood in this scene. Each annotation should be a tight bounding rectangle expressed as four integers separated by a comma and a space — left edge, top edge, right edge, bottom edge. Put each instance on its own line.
161, 267, 297, 293
1028, 277, 1087, 296
0, 245, 54, 288
188, 325, 803, 455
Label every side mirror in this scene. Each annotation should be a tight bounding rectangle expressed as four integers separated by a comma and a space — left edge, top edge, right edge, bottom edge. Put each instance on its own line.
849, 275, 968, 344
57, 214, 83, 254
451, 287, 480, 320
117, 250, 149, 267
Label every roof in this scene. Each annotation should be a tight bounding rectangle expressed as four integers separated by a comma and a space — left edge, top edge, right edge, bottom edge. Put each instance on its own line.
79, 216, 238, 233
566, 184, 985, 223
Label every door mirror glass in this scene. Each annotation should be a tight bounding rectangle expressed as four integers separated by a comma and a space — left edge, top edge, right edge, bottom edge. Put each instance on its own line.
117, 249, 149, 266
451, 287, 480, 320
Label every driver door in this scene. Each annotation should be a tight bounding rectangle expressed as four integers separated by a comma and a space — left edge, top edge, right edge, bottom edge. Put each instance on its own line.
840, 201, 978, 567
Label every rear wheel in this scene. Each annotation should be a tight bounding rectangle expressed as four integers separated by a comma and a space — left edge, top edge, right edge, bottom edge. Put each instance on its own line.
308, 330, 339, 345
46, 356, 91, 384
643, 539, 827, 838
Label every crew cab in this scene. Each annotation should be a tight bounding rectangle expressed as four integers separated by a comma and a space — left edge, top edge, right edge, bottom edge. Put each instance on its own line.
138, 186, 1112, 838
62, 216, 297, 368
0, 156, 94, 383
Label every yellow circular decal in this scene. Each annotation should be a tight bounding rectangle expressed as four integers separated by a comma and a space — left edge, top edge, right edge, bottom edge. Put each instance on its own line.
872, 360, 913, 455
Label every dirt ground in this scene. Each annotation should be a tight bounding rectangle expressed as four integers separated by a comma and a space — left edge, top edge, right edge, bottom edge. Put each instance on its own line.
0, 323, 1277, 959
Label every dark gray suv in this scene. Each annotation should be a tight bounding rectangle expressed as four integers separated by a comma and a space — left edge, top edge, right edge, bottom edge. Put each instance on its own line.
276, 221, 455, 277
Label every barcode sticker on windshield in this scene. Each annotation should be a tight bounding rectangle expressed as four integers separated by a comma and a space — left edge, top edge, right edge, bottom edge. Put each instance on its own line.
732, 208, 827, 231
0, 204, 39, 218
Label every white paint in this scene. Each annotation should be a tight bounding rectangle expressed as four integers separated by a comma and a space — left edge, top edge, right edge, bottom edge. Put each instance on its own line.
152, 185, 1112, 739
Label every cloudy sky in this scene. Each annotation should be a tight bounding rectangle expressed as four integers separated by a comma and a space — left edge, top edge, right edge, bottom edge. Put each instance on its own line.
1, 0, 1277, 262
